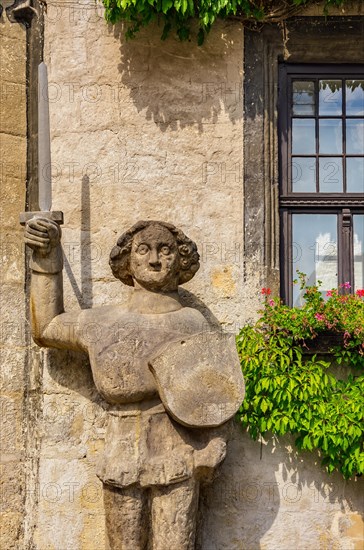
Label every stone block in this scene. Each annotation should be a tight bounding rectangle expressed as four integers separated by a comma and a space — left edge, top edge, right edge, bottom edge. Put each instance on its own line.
0, 461, 24, 514
0, 79, 26, 136
0, 393, 23, 455
40, 391, 105, 459
0, 30, 26, 84
34, 457, 104, 549
0, 347, 26, 393
0, 283, 27, 347
0, 134, 26, 229
0, 230, 25, 284
42, 348, 96, 396
0, 511, 23, 549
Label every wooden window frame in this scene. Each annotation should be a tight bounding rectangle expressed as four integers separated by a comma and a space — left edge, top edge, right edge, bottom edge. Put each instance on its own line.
278, 63, 364, 305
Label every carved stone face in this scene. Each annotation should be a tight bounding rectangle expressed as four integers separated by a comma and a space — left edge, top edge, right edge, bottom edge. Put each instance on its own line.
129, 225, 180, 292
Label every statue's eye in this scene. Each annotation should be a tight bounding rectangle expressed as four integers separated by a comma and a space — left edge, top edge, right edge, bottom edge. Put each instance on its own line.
137, 244, 149, 255
160, 246, 171, 255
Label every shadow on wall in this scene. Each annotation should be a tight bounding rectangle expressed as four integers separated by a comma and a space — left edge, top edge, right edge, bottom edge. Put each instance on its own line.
198, 424, 363, 549
63, 175, 94, 309
110, 21, 243, 133
198, 426, 281, 550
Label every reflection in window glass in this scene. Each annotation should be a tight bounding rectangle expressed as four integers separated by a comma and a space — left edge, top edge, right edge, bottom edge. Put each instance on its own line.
319, 80, 342, 115
346, 80, 364, 115
347, 158, 364, 193
353, 215, 364, 291
319, 158, 342, 192
319, 119, 342, 154
292, 157, 316, 192
292, 214, 337, 306
346, 119, 364, 154
293, 81, 315, 115
292, 119, 316, 154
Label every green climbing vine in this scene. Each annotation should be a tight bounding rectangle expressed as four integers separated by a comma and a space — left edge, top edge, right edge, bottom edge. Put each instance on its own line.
102, 0, 351, 43
236, 273, 364, 479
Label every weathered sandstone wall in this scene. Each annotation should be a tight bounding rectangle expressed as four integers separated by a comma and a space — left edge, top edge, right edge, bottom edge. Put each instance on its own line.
0, 5, 27, 548
0, 2, 362, 548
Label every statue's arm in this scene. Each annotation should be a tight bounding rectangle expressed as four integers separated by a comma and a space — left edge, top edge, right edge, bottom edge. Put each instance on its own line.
24, 218, 85, 352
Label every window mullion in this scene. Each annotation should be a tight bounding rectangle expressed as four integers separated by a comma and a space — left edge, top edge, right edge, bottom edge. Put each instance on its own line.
315, 78, 319, 192
343, 79, 347, 193
280, 210, 291, 304
339, 209, 354, 287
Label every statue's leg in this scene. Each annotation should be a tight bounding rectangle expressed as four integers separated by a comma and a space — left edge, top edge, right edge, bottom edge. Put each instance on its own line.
103, 483, 148, 550
150, 478, 199, 550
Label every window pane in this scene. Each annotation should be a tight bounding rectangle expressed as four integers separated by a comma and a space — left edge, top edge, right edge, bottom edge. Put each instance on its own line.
346, 119, 364, 154
293, 81, 315, 115
319, 80, 342, 115
292, 119, 316, 154
319, 158, 343, 192
346, 158, 364, 193
319, 119, 342, 154
353, 215, 364, 291
346, 80, 364, 115
292, 157, 316, 192
292, 214, 337, 306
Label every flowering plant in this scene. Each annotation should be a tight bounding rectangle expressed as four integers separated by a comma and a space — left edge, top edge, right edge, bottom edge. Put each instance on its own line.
259, 272, 364, 362
236, 273, 364, 479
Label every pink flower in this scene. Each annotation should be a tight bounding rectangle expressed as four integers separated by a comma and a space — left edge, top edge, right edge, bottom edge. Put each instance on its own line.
315, 313, 325, 321
269, 299, 275, 307
340, 282, 351, 289
326, 290, 333, 297
356, 289, 364, 297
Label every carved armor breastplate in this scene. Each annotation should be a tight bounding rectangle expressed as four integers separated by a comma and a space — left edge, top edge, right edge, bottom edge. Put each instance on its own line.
85, 307, 206, 404
89, 331, 160, 403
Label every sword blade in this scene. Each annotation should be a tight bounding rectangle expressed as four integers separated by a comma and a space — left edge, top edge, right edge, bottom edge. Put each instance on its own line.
38, 62, 52, 211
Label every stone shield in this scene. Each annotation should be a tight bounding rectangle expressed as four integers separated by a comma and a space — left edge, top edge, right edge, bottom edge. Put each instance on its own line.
149, 331, 245, 428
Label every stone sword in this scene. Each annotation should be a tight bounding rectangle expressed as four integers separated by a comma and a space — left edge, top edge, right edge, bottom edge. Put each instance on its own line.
20, 62, 63, 226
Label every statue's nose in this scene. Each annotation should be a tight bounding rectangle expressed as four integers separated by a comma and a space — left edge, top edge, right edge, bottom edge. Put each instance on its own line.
149, 249, 161, 268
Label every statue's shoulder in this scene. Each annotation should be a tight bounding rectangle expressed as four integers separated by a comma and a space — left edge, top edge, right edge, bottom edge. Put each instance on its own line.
178, 306, 208, 323
76, 305, 140, 350
78, 304, 130, 326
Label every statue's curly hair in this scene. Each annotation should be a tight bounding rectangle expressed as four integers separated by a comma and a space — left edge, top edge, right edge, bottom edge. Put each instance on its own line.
109, 220, 200, 287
